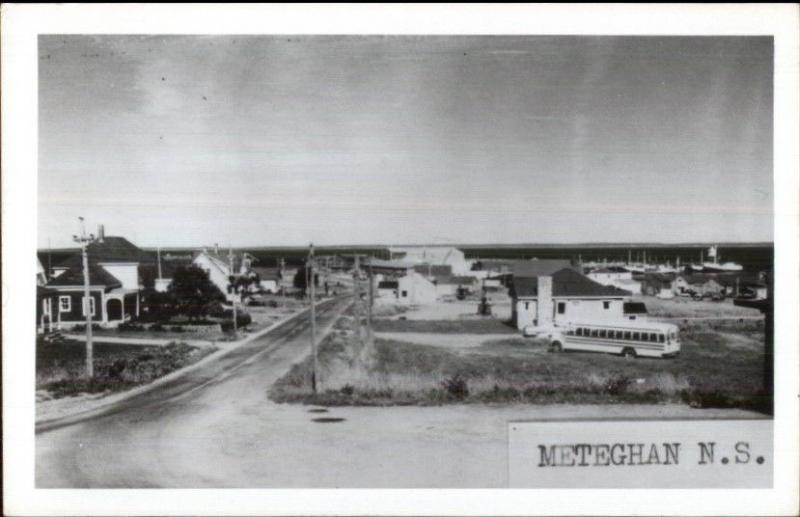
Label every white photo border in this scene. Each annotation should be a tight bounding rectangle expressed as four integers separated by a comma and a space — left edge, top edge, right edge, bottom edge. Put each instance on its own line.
2, 4, 798, 516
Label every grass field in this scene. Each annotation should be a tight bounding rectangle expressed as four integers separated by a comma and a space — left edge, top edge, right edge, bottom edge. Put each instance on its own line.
271, 306, 770, 413
37, 338, 217, 399
372, 318, 517, 334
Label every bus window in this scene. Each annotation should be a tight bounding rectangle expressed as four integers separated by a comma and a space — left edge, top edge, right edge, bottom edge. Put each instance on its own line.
649, 333, 657, 342
659, 334, 665, 343
575, 328, 582, 336
632, 332, 640, 341
624, 331, 631, 340
591, 329, 599, 337
615, 330, 623, 339
598, 330, 606, 338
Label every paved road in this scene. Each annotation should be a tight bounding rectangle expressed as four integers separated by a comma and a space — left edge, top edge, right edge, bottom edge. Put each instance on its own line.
36, 294, 764, 488
36, 296, 351, 487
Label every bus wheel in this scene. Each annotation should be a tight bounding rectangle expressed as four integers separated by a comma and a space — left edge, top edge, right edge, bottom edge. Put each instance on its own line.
550, 341, 562, 353
622, 347, 636, 359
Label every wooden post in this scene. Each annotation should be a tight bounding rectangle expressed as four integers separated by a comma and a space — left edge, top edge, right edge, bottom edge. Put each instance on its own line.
309, 243, 318, 393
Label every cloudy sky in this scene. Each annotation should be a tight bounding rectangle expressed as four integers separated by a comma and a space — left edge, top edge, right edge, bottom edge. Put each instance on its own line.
38, 35, 773, 248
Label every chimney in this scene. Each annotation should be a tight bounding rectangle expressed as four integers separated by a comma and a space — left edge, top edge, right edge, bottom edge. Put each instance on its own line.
97, 224, 105, 242
536, 275, 554, 327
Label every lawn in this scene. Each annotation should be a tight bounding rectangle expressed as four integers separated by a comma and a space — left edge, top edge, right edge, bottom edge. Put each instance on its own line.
271, 306, 770, 413
37, 338, 217, 399
372, 318, 517, 334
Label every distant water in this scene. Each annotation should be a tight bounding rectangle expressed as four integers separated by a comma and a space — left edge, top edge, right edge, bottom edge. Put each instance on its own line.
39, 244, 774, 273
460, 245, 774, 273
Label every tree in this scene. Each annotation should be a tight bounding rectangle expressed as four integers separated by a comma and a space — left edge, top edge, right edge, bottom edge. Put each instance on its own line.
168, 265, 225, 320
293, 264, 319, 296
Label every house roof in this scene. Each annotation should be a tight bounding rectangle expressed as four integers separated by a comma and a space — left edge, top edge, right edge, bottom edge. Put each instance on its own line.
434, 275, 478, 285
511, 268, 632, 298
47, 265, 122, 289
678, 274, 722, 286
194, 249, 254, 273
252, 266, 281, 280
512, 259, 577, 278
56, 236, 147, 267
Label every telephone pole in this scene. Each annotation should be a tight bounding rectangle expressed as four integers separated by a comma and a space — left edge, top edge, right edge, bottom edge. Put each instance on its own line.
309, 243, 318, 393
228, 247, 238, 339
367, 259, 374, 335
73, 217, 97, 378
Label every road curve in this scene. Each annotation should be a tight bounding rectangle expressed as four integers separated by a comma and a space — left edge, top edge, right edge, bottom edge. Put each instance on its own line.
36, 296, 351, 488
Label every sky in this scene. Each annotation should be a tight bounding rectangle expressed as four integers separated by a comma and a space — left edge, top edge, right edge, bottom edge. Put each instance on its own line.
38, 35, 773, 248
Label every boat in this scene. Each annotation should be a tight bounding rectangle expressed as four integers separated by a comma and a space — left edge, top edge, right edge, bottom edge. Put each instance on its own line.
701, 245, 743, 272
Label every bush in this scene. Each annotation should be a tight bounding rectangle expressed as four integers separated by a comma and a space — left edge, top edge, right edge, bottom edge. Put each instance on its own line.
169, 325, 185, 333
118, 322, 145, 332
149, 323, 166, 332
604, 375, 632, 396
72, 323, 103, 332
441, 374, 469, 400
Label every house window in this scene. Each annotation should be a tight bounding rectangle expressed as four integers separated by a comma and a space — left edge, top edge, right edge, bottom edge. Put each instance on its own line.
603, 301, 610, 310
82, 296, 96, 317
557, 302, 566, 314
59, 296, 71, 312
524, 302, 529, 310
402, 290, 408, 298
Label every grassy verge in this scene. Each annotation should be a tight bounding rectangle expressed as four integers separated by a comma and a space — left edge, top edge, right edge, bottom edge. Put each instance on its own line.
37, 338, 217, 399
271, 312, 770, 412
372, 318, 517, 334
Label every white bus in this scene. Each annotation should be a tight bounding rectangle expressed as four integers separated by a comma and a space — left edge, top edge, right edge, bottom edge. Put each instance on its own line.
523, 320, 681, 358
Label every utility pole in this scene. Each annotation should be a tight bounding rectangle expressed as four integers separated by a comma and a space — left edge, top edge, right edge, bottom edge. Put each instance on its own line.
73, 217, 97, 378
353, 255, 362, 343
157, 246, 163, 281
309, 243, 318, 393
367, 259, 373, 335
228, 247, 238, 339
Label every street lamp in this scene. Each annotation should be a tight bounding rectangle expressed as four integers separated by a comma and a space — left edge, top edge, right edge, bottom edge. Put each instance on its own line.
72, 217, 97, 378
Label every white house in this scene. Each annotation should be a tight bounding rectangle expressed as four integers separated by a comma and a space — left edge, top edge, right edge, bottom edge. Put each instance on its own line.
376, 271, 437, 306
510, 268, 633, 330
586, 266, 641, 294
192, 248, 257, 299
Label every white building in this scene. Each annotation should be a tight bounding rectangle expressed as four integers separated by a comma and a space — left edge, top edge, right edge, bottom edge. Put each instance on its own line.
192, 248, 256, 300
376, 271, 437, 306
511, 268, 634, 330
388, 246, 471, 275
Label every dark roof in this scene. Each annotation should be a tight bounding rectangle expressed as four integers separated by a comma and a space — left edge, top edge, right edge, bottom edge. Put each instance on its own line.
678, 274, 722, 286
47, 265, 122, 289
513, 259, 577, 278
37, 285, 59, 297
435, 275, 478, 285
511, 268, 631, 298
56, 236, 147, 268
414, 264, 453, 277
252, 266, 281, 280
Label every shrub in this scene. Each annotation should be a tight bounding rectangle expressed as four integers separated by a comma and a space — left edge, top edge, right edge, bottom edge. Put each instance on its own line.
170, 325, 185, 333
72, 323, 103, 332
604, 375, 632, 396
118, 322, 145, 332
441, 374, 469, 400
